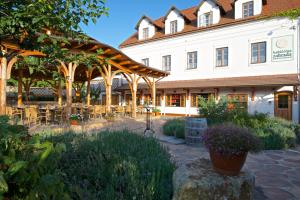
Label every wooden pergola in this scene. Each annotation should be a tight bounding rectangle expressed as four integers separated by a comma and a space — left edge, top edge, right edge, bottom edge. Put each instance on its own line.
0, 36, 169, 118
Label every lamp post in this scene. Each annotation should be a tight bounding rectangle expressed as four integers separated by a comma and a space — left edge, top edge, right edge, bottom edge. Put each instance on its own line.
143, 104, 155, 136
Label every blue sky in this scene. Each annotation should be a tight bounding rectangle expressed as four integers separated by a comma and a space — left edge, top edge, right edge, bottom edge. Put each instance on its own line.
83, 0, 200, 48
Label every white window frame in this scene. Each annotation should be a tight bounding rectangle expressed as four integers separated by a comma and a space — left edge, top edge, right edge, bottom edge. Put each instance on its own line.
243, 1, 254, 18
141, 58, 149, 66
251, 41, 267, 64
216, 47, 228, 67
170, 20, 178, 34
142, 28, 149, 40
187, 51, 197, 70
162, 55, 171, 71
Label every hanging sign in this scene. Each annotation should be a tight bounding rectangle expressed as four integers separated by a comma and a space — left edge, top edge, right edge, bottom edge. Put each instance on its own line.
272, 35, 294, 62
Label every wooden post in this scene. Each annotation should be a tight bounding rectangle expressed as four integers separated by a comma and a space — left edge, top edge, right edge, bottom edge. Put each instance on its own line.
65, 62, 77, 117
17, 69, 23, 106
86, 70, 92, 106
0, 57, 7, 115
151, 78, 156, 107
105, 83, 111, 113
132, 75, 137, 118
58, 80, 62, 107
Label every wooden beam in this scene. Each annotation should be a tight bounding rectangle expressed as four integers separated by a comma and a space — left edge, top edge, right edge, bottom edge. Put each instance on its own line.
119, 61, 131, 65
110, 54, 122, 60
89, 45, 100, 51
129, 65, 140, 69
73, 44, 85, 49
102, 49, 112, 55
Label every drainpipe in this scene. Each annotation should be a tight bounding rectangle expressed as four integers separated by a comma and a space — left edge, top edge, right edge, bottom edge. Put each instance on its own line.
297, 17, 300, 123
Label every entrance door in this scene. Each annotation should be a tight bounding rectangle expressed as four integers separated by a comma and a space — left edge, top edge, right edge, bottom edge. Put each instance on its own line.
274, 92, 292, 121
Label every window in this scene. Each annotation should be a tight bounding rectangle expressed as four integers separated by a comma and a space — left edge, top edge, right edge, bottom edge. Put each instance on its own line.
142, 28, 149, 39
141, 58, 149, 66
216, 47, 228, 67
165, 94, 186, 107
201, 12, 213, 27
144, 94, 151, 105
187, 51, 197, 69
156, 95, 161, 106
243, 1, 254, 18
251, 42, 266, 64
162, 55, 171, 71
191, 93, 214, 107
278, 95, 289, 109
227, 94, 248, 110
170, 20, 178, 34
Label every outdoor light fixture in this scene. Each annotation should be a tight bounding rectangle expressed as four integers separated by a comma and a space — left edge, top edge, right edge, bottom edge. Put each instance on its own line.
46, 30, 51, 35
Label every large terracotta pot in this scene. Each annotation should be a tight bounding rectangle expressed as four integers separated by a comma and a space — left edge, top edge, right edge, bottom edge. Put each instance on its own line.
70, 119, 79, 125
209, 150, 248, 176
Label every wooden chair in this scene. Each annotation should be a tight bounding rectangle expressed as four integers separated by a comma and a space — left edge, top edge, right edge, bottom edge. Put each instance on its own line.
115, 106, 125, 117
54, 106, 67, 125
24, 107, 42, 127
6, 106, 23, 123
39, 106, 51, 125
125, 105, 132, 117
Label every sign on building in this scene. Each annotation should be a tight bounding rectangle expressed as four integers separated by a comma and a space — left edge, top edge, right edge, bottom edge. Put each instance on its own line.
272, 35, 294, 62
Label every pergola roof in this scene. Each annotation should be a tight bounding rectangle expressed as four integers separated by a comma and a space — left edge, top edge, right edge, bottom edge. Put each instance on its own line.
2, 35, 169, 82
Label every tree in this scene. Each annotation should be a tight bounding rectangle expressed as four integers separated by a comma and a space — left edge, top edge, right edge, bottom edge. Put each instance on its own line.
0, 0, 108, 52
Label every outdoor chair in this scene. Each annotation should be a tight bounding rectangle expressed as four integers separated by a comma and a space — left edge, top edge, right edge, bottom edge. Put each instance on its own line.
39, 106, 51, 125
125, 105, 132, 117
24, 107, 42, 127
6, 106, 23, 123
54, 106, 67, 125
115, 106, 125, 117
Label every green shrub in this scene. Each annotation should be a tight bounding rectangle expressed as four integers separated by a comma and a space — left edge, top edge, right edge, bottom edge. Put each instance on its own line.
163, 119, 185, 139
51, 131, 175, 200
198, 97, 229, 125
198, 98, 299, 150
0, 115, 68, 199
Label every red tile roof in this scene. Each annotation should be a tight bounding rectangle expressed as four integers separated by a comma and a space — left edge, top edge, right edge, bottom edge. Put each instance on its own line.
119, 0, 300, 48
116, 74, 299, 90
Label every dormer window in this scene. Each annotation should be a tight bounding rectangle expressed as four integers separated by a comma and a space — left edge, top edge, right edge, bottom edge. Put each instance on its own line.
243, 1, 254, 18
203, 12, 213, 27
143, 28, 149, 39
170, 20, 178, 34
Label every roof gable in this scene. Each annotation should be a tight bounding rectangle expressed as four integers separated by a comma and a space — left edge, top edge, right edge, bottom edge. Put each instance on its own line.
135, 15, 161, 30
164, 6, 191, 22
195, 0, 226, 14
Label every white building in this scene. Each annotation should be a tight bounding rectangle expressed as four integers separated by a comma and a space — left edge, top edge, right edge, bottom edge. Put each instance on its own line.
118, 0, 300, 122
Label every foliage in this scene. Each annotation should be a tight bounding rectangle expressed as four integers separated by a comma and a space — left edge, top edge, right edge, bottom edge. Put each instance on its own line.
198, 98, 299, 150
49, 131, 175, 200
274, 8, 300, 19
0, 0, 108, 50
198, 96, 230, 125
203, 124, 262, 155
69, 114, 82, 121
152, 107, 161, 113
163, 118, 185, 139
0, 115, 68, 199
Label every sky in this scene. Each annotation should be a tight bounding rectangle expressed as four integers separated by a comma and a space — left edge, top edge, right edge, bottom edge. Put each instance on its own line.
82, 0, 200, 49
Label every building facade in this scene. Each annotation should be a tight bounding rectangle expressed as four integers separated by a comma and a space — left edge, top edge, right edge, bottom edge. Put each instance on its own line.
119, 0, 300, 122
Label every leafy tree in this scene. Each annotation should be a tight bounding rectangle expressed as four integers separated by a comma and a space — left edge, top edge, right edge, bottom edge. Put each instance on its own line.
0, 0, 108, 52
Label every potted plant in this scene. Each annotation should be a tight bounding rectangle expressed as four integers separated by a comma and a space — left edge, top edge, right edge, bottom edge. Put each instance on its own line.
69, 114, 82, 125
152, 107, 161, 116
202, 124, 261, 176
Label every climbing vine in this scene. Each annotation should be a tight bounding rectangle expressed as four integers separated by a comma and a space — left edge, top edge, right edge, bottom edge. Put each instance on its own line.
274, 8, 300, 20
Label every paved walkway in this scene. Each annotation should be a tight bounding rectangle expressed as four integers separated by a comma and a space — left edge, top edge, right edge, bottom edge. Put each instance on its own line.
33, 117, 300, 200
